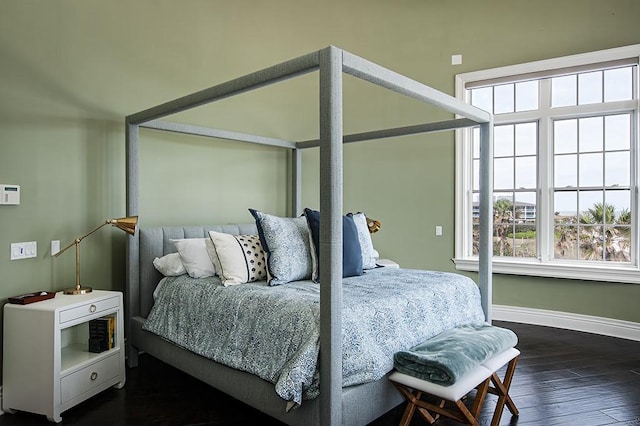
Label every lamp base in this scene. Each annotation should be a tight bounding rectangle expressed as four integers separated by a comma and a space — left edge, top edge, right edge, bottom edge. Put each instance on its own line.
64, 286, 93, 295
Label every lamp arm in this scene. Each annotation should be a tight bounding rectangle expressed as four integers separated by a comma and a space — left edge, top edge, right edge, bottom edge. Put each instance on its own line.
54, 221, 110, 257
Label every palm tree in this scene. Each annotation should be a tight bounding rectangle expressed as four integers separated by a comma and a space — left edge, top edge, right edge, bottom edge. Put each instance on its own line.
579, 202, 615, 225
493, 198, 513, 256
578, 202, 630, 261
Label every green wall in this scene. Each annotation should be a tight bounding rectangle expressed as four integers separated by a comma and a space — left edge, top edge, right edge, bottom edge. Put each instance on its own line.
1, 1, 639, 338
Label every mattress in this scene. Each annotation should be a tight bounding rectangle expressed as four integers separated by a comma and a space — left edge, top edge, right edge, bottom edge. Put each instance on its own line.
142, 267, 485, 406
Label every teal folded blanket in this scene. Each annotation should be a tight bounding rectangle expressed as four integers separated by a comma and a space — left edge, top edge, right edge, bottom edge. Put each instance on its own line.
393, 324, 518, 386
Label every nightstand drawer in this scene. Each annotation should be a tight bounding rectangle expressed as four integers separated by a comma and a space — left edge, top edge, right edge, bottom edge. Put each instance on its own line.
60, 353, 120, 404
59, 297, 119, 324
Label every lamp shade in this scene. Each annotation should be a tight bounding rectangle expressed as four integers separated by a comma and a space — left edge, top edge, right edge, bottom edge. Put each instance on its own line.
109, 216, 138, 235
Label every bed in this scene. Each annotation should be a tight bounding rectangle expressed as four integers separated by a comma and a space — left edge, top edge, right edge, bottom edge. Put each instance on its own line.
125, 46, 494, 426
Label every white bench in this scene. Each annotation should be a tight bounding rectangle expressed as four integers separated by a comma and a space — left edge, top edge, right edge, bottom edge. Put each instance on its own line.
389, 347, 519, 426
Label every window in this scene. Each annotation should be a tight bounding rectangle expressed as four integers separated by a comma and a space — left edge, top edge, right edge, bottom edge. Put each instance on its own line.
454, 45, 640, 283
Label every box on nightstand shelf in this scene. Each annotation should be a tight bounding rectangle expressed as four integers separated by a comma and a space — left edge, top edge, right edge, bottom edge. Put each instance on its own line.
88, 316, 115, 353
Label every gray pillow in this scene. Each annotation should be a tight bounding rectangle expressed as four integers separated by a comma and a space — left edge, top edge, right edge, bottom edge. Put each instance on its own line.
249, 209, 312, 285
349, 212, 378, 269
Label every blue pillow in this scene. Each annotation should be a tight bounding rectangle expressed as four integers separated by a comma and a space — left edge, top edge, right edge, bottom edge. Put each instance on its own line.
249, 209, 312, 286
304, 208, 363, 282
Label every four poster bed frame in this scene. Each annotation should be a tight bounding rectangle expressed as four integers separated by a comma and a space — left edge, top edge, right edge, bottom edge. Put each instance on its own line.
125, 46, 494, 426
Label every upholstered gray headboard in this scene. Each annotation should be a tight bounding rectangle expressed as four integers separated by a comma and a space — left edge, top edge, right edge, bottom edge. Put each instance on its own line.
135, 224, 258, 318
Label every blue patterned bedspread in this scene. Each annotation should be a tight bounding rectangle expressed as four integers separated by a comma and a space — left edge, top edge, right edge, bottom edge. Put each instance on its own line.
142, 267, 485, 405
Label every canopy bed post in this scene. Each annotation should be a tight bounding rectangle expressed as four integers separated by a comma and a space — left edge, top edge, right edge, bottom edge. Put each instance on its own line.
478, 120, 494, 322
125, 120, 140, 367
318, 46, 344, 426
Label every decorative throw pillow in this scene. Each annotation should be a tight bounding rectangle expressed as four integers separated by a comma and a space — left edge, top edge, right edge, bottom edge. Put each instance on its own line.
171, 238, 216, 278
349, 212, 378, 269
208, 231, 267, 286
249, 209, 312, 286
152, 253, 186, 276
304, 208, 363, 282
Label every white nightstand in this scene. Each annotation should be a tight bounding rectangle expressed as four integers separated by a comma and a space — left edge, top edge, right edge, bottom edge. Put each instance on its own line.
376, 259, 400, 268
2, 290, 126, 423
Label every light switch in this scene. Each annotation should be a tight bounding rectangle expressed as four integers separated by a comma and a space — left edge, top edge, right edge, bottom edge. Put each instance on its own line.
10, 241, 37, 260
435, 226, 443, 236
51, 240, 60, 255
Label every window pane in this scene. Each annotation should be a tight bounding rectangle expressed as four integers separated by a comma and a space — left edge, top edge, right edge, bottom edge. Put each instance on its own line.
473, 159, 479, 191
579, 153, 603, 187
472, 223, 480, 255
604, 67, 633, 102
472, 128, 480, 158
579, 117, 603, 152
555, 225, 578, 260
553, 189, 575, 261
471, 87, 493, 113
555, 191, 577, 224
494, 84, 514, 114
578, 71, 602, 104
579, 190, 604, 222
579, 225, 603, 261
552, 74, 577, 107
515, 80, 538, 111
605, 152, 630, 186
609, 225, 631, 262
515, 156, 536, 188
515, 122, 537, 156
494, 158, 514, 189
554, 154, 577, 187
605, 114, 630, 151
554, 119, 577, 154
605, 190, 631, 223
494, 194, 515, 257
513, 223, 536, 257
494, 125, 514, 157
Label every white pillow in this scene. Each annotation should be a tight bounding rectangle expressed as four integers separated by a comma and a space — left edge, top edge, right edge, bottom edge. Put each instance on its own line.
171, 238, 216, 278
208, 231, 267, 286
152, 253, 186, 276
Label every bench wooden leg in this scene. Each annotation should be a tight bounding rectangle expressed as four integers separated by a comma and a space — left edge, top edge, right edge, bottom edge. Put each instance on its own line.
488, 356, 519, 426
417, 400, 443, 424
392, 384, 440, 425
392, 379, 493, 425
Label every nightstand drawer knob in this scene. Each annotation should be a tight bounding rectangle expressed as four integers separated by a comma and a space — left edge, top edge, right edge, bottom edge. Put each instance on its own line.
89, 304, 97, 313
90, 372, 98, 381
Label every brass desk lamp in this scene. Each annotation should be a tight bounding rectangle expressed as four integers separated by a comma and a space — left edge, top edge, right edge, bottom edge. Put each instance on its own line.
54, 216, 138, 295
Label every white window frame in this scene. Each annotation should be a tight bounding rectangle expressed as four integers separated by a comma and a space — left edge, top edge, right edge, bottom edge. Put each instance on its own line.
454, 45, 640, 284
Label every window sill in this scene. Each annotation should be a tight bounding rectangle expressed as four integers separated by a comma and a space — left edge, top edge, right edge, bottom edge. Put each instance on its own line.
453, 257, 640, 284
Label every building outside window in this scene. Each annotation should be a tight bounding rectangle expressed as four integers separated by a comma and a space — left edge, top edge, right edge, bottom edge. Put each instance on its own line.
454, 45, 639, 283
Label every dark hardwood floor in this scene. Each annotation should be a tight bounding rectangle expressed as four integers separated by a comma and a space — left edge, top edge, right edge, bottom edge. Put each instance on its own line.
1, 321, 639, 425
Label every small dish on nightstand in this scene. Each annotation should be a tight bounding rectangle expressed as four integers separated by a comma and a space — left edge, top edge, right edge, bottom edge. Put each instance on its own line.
8, 291, 56, 305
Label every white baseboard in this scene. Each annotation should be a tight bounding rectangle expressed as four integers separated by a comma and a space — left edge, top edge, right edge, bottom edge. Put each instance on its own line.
492, 304, 640, 342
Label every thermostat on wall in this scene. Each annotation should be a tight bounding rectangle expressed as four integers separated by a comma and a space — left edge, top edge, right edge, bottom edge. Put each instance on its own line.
0, 184, 20, 205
